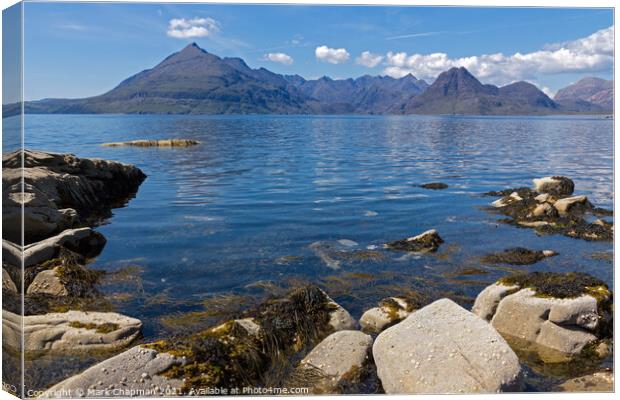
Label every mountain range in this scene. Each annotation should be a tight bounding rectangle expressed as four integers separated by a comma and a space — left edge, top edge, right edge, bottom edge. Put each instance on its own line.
6, 43, 613, 117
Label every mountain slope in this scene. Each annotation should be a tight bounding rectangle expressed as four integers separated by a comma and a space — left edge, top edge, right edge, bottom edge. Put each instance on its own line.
395, 67, 560, 115
554, 77, 613, 111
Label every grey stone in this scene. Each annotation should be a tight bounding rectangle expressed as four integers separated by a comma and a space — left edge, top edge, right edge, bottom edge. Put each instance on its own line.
471, 283, 519, 321
42, 346, 184, 397
532, 176, 574, 196
2, 309, 141, 353
2, 268, 18, 293
27, 268, 68, 296
299, 330, 372, 393
491, 192, 523, 208
556, 371, 613, 392
323, 291, 357, 331
22, 228, 106, 267
373, 299, 522, 394
536, 321, 597, 355
529, 202, 558, 218
553, 195, 589, 215
360, 297, 416, 333
548, 295, 600, 330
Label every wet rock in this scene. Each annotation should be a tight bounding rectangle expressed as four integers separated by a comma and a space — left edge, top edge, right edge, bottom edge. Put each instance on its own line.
532, 176, 574, 197
360, 296, 420, 333
324, 291, 357, 331
22, 228, 106, 267
102, 139, 200, 147
473, 272, 612, 357
419, 182, 448, 190
27, 268, 68, 296
297, 330, 373, 393
2, 149, 146, 242
2, 309, 141, 353
491, 191, 524, 208
2, 267, 18, 293
385, 229, 443, 253
373, 299, 522, 393
553, 195, 590, 215
556, 371, 613, 392
529, 202, 558, 218
481, 247, 557, 265
42, 346, 184, 397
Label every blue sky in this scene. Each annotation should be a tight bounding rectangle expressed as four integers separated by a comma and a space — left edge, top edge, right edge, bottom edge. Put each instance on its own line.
17, 3, 614, 101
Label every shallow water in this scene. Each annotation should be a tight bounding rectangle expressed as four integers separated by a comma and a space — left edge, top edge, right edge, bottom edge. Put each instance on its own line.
15, 113, 614, 389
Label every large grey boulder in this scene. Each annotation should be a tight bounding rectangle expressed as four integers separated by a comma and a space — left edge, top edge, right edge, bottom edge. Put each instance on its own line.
2, 310, 141, 354
373, 299, 522, 394
42, 346, 184, 398
473, 276, 611, 357
297, 330, 373, 393
532, 176, 574, 197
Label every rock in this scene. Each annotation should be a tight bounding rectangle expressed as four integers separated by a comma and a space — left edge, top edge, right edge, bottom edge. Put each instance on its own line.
474, 272, 612, 357
27, 268, 68, 296
101, 139, 200, 147
42, 346, 184, 397
532, 176, 574, 196
2, 239, 22, 267
324, 291, 357, 331
491, 191, 523, 208
2, 309, 141, 353
23, 228, 106, 267
471, 283, 520, 321
298, 330, 373, 393
2, 149, 146, 242
2, 267, 18, 293
553, 195, 589, 215
517, 220, 550, 228
360, 296, 418, 333
385, 229, 443, 253
419, 182, 448, 190
481, 247, 557, 265
556, 371, 613, 392
373, 299, 522, 394
534, 193, 554, 203
529, 202, 558, 218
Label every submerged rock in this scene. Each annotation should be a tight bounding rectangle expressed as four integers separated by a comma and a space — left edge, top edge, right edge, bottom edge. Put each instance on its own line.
2, 149, 146, 243
385, 229, 444, 253
419, 182, 448, 190
556, 371, 613, 392
481, 247, 557, 265
532, 176, 575, 197
102, 139, 200, 147
42, 346, 184, 397
360, 295, 420, 333
472, 272, 612, 358
296, 330, 373, 393
2, 309, 141, 354
373, 299, 522, 394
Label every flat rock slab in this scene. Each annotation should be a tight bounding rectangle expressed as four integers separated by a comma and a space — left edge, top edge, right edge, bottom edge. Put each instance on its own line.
299, 330, 373, 393
556, 371, 613, 392
23, 228, 106, 267
3, 310, 141, 354
373, 298, 522, 394
43, 346, 184, 398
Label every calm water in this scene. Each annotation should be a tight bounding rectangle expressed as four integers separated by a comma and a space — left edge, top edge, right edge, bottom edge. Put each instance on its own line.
18, 114, 614, 344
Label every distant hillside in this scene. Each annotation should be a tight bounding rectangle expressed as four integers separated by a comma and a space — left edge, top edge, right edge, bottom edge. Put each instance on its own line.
394, 67, 560, 115
6, 43, 609, 117
554, 77, 613, 111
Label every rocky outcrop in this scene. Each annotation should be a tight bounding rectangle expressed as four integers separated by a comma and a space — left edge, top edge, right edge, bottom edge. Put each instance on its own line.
373, 299, 522, 393
486, 176, 612, 241
21, 228, 106, 268
385, 229, 444, 252
102, 139, 200, 147
2, 267, 18, 293
42, 346, 184, 398
2, 309, 141, 353
2, 149, 146, 243
472, 272, 612, 358
296, 330, 373, 393
556, 371, 613, 392
481, 247, 557, 265
360, 296, 419, 333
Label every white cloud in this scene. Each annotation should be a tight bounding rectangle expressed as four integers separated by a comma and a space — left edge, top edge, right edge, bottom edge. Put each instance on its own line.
167, 17, 220, 39
382, 26, 613, 85
315, 45, 350, 64
263, 52, 294, 65
356, 51, 383, 68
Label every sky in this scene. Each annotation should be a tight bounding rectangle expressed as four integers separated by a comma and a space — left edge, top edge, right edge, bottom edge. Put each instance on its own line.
13, 3, 615, 101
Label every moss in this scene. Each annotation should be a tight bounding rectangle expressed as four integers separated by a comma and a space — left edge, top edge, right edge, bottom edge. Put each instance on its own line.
68, 321, 120, 334
498, 272, 610, 299
419, 182, 448, 190
481, 247, 554, 265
